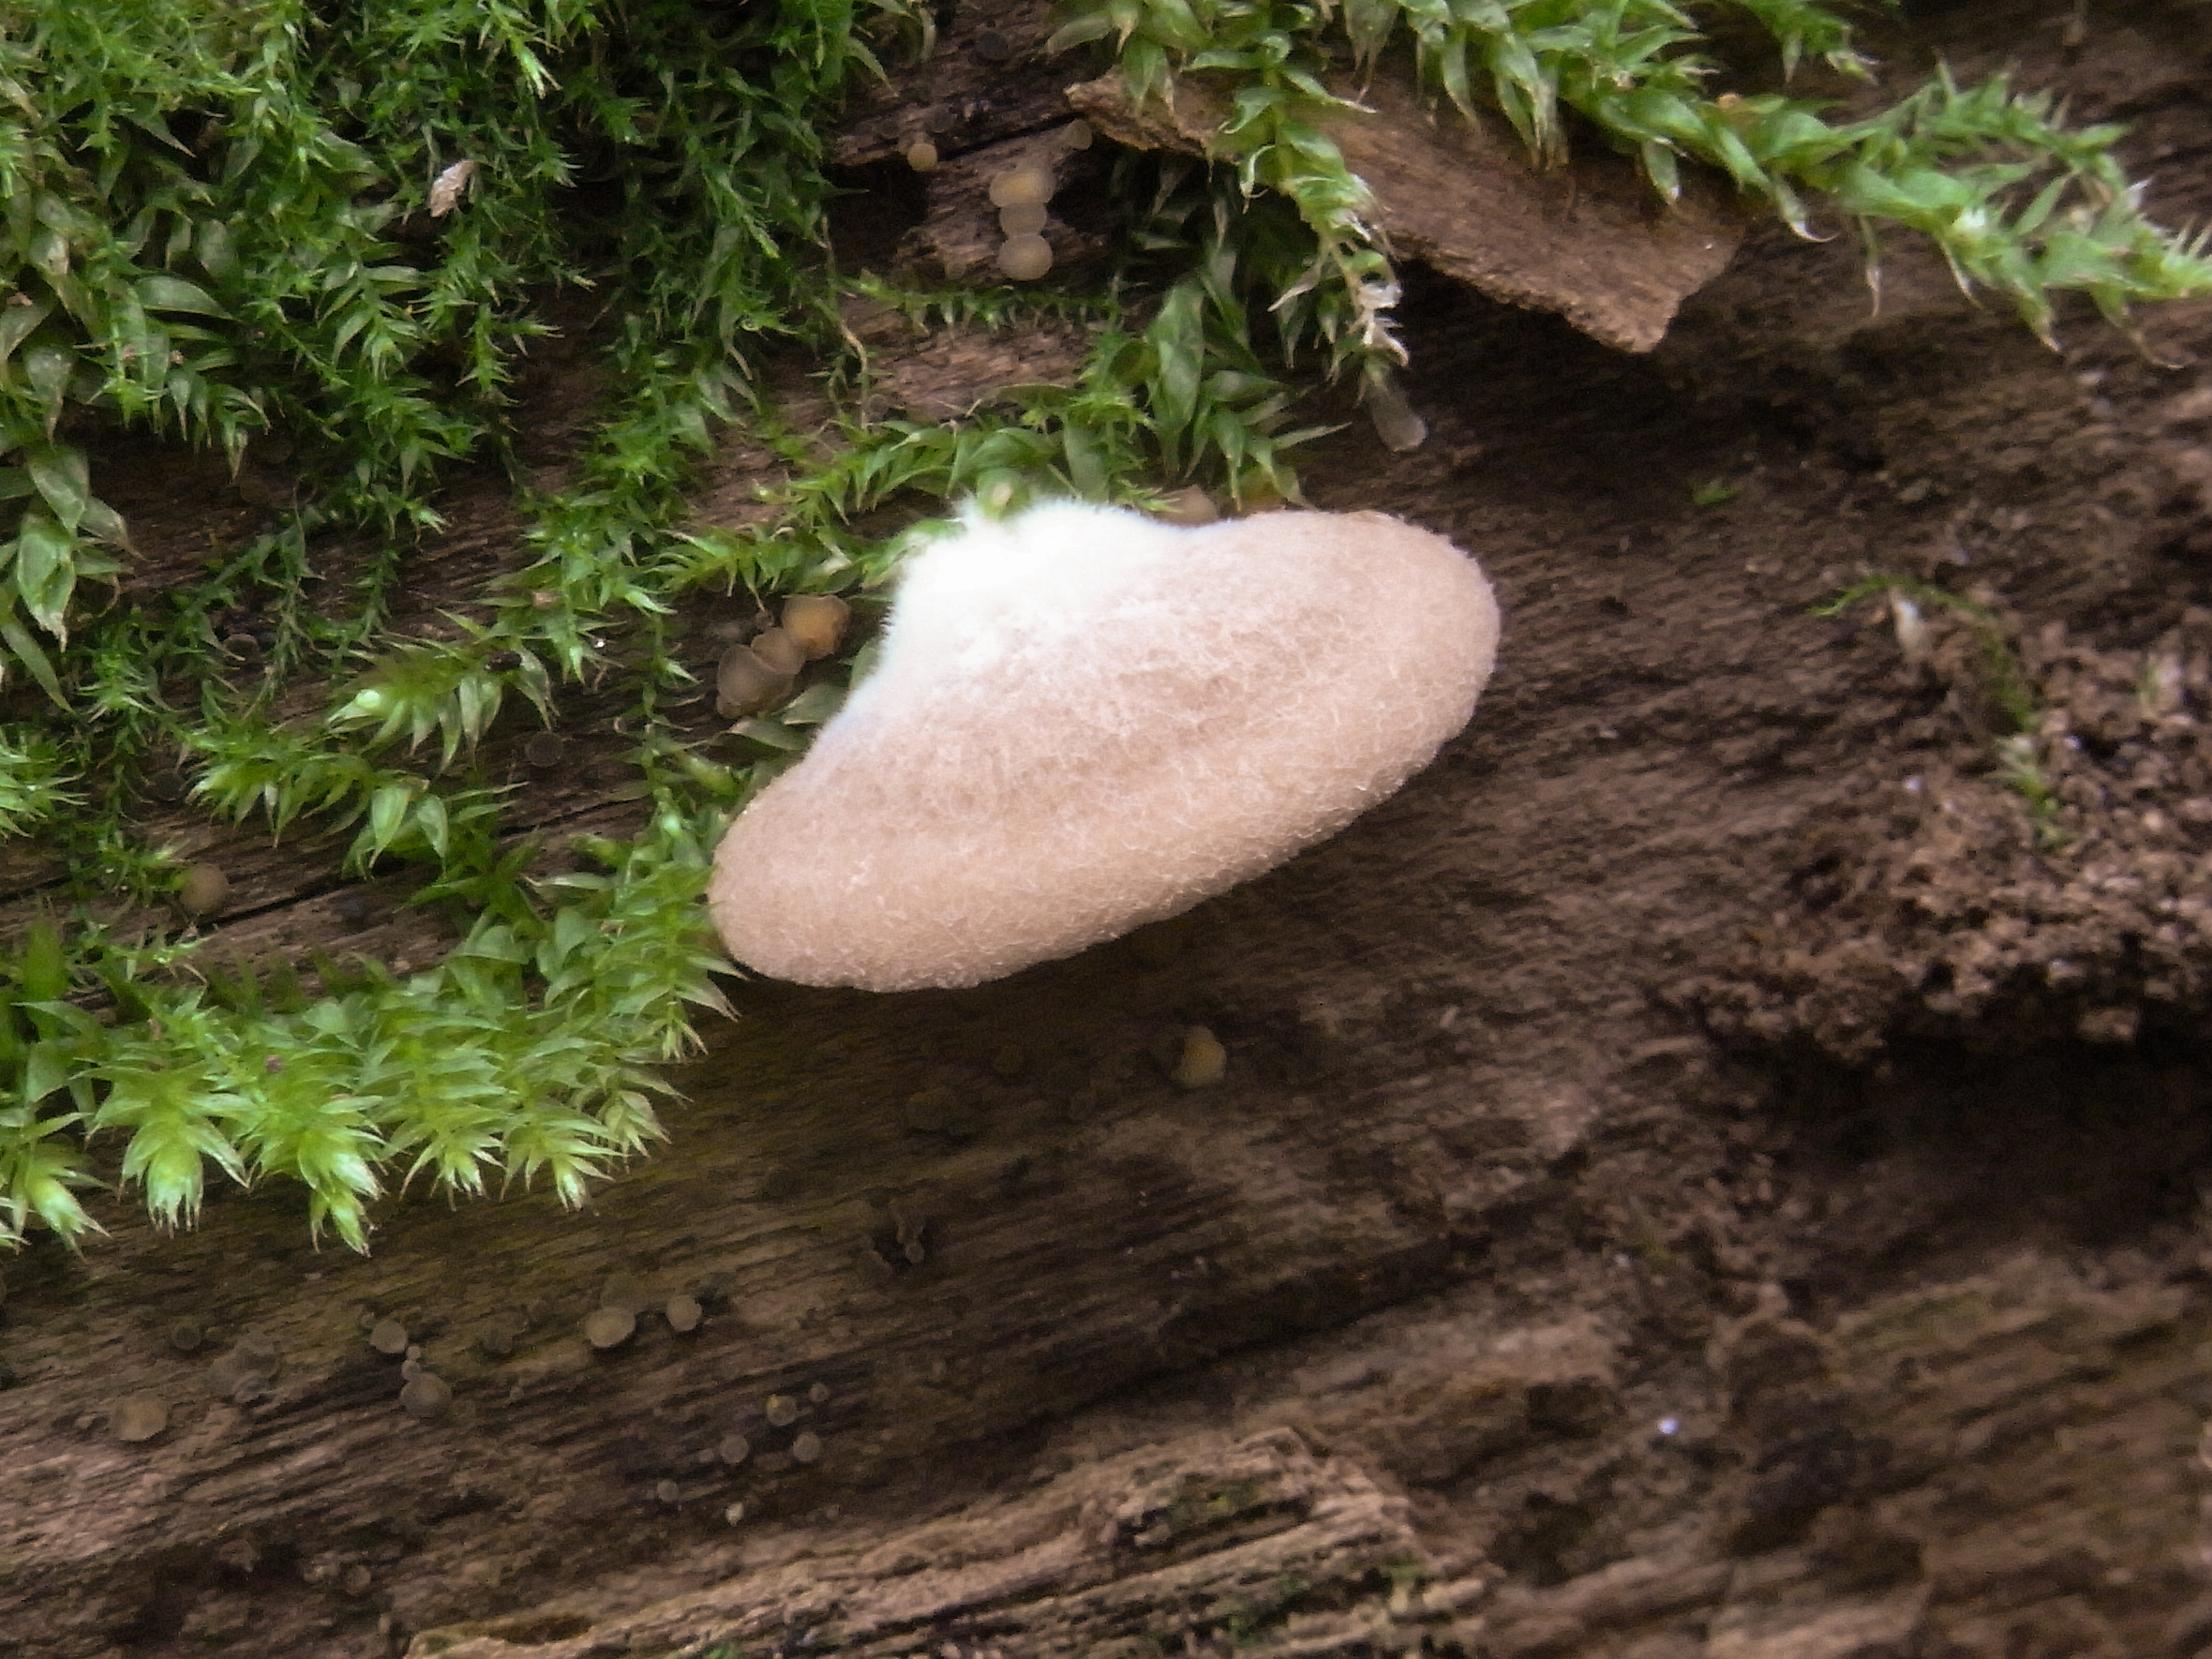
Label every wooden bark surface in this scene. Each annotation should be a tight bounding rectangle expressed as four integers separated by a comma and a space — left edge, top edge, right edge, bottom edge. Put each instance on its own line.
4, 3, 2212, 1657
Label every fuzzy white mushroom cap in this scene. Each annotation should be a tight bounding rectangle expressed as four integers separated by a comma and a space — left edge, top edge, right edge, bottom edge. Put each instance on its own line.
709, 500, 1501, 991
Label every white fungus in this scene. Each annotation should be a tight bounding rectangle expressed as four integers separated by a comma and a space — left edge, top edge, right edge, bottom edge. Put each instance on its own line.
665, 1294, 704, 1333
998, 202, 1047, 237
708, 501, 1501, 991
904, 141, 938, 172
765, 1392, 800, 1427
791, 1430, 824, 1463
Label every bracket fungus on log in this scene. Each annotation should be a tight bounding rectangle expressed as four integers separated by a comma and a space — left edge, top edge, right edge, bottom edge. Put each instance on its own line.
709, 501, 1500, 992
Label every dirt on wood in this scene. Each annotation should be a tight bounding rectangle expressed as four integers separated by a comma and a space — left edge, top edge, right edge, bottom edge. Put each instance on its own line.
6, 1, 2212, 1656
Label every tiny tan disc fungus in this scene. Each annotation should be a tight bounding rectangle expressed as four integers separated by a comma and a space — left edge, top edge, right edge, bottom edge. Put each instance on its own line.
177, 862, 229, 918
994, 234, 1053, 281
709, 501, 1502, 991
987, 161, 1054, 206
717, 641, 794, 719
112, 1393, 169, 1442
904, 140, 938, 172
399, 1371, 453, 1419
747, 626, 807, 678
584, 1307, 637, 1350
1173, 1025, 1227, 1089
780, 594, 850, 660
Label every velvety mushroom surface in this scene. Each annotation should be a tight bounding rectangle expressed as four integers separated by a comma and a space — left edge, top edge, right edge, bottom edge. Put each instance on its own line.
709, 501, 1501, 991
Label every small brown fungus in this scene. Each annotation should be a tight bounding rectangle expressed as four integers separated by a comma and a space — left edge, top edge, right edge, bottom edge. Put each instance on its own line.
523, 731, 565, 768
340, 1564, 373, 1596
474, 1322, 516, 1360
780, 594, 851, 660
716, 641, 794, 719
998, 202, 1047, 237
904, 140, 938, 172
665, 1294, 703, 1334
718, 1433, 751, 1466
221, 632, 263, 662
399, 1371, 453, 1419
994, 234, 1053, 281
807, 1381, 831, 1404
791, 1430, 824, 1463
368, 1317, 410, 1355
600, 1273, 650, 1314
1057, 118, 1094, 150
764, 1392, 800, 1427
973, 26, 1011, 60
332, 889, 371, 927
112, 1394, 169, 1442
168, 1319, 204, 1353
584, 1307, 637, 1350
655, 1479, 680, 1503
177, 863, 230, 918
746, 625, 808, 677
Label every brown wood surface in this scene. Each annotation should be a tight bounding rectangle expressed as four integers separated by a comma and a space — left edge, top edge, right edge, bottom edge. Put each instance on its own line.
5, 3, 2212, 1657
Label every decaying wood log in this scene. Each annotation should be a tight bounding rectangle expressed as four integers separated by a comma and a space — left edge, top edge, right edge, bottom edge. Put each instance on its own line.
5, 5, 2212, 1657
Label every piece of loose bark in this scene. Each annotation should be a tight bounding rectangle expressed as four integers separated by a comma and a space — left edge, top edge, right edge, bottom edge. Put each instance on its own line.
1067, 68, 1744, 352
